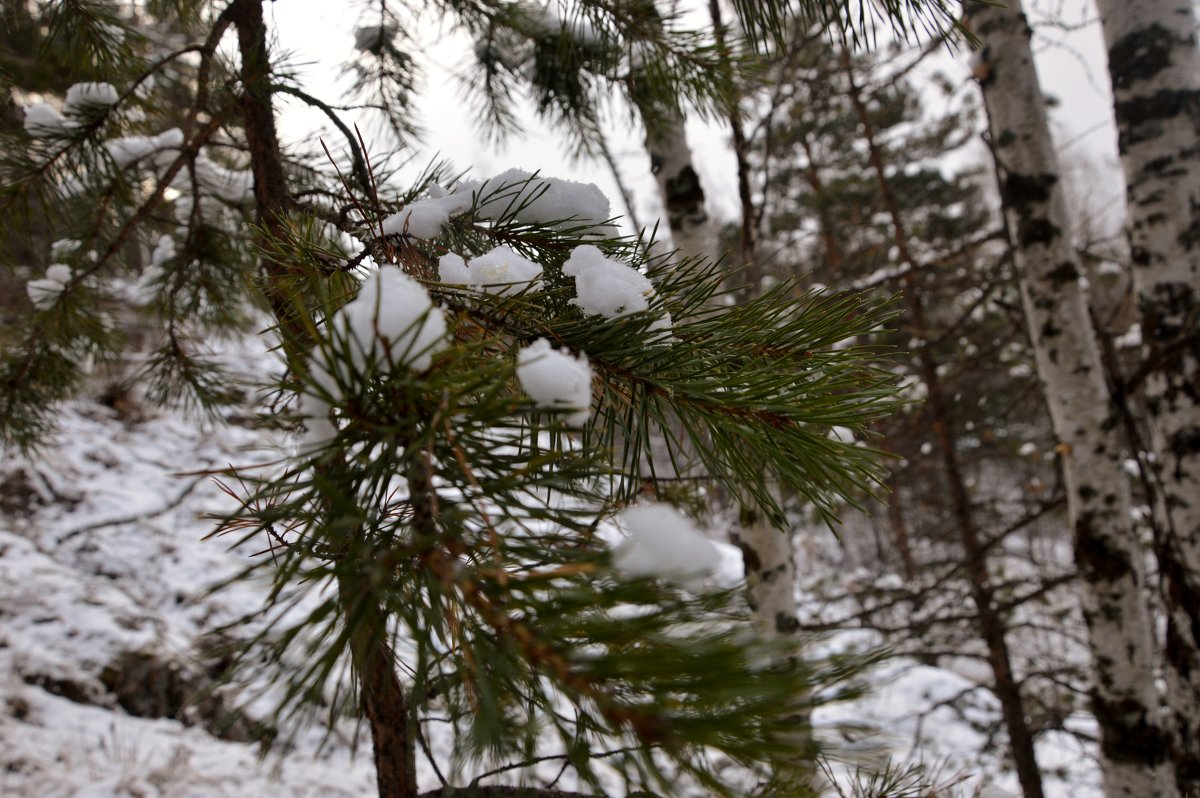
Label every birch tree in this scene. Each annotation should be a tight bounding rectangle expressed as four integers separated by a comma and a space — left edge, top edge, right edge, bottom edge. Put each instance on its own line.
0, 1, 956, 796
967, 2, 1175, 796
630, 0, 806, 673
838, 45, 1048, 798
1093, 2, 1200, 788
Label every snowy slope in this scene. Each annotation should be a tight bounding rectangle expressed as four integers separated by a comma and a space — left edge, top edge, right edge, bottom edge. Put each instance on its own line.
0, 394, 379, 797
1, 371, 1102, 797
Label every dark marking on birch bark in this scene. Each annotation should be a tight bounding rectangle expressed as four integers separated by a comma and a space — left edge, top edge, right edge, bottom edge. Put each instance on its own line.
999, 171, 1056, 204
1047, 261, 1079, 285
1114, 89, 1200, 150
1108, 25, 1177, 88
1139, 284, 1196, 348
1090, 693, 1171, 765
1074, 520, 1135, 584
999, 172, 1061, 246
738, 542, 762, 573
1169, 426, 1200, 459
775, 611, 800, 635
663, 166, 707, 232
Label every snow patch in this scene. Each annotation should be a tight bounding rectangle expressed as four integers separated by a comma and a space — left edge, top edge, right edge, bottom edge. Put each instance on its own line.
64, 82, 120, 117
562, 245, 671, 334
471, 168, 611, 230
516, 338, 592, 426
27, 264, 73, 309
437, 246, 542, 294
381, 190, 473, 240
312, 267, 448, 405
611, 504, 721, 582
383, 170, 612, 239
438, 252, 471, 285
23, 103, 66, 137
105, 127, 184, 169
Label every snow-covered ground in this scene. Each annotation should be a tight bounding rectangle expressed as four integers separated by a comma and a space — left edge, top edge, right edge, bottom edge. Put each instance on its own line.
0, 385, 381, 797
1, 354, 1102, 797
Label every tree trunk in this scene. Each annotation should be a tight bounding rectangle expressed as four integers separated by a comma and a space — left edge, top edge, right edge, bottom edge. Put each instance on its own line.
632, 60, 807, 723
339, 572, 420, 798
634, 8, 806, 642
839, 45, 1048, 798
626, 5, 809, 783
230, 2, 418, 795
638, 103, 715, 264
1093, 1, 1200, 789
967, 4, 1176, 796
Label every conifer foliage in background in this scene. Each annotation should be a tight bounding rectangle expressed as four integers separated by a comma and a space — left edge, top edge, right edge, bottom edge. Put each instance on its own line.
0, 1, 959, 796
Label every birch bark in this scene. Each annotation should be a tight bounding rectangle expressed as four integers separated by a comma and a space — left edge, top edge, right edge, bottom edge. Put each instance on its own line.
1093, 2, 1200, 786
969, 3, 1176, 796
626, 7, 807, 781
631, 90, 803, 655
638, 104, 717, 263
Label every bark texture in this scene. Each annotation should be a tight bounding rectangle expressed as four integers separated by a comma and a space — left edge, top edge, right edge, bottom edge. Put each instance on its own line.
1094, 2, 1200, 787
639, 104, 715, 263
633, 77, 803, 670
633, 77, 805, 697
840, 45, 1048, 798
969, 3, 1176, 796
339, 572, 420, 798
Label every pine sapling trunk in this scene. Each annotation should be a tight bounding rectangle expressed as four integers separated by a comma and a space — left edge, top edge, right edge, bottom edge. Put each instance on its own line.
338, 570, 419, 798
230, 2, 417, 795
1094, 2, 1200, 788
839, 46, 1047, 798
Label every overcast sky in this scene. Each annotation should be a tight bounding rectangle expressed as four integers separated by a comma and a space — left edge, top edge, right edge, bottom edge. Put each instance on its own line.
267, 0, 1127, 243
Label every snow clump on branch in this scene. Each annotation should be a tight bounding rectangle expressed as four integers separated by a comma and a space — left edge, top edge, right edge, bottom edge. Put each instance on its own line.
381, 185, 475, 240
104, 128, 184, 169
23, 104, 66, 137
300, 266, 448, 449
516, 338, 591, 426
611, 504, 722, 582
562, 245, 671, 334
64, 82, 120, 116
469, 168, 611, 230
27, 264, 74, 309
382, 169, 612, 240
333, 266, 448, 376
24, 83, 120, 138
310, 266, 447, 399
438, 246, 542, 295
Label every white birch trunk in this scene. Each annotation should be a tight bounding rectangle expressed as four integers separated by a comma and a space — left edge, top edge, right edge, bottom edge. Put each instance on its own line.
969, 3, 1177, 796
639, 107, 801, 645
642, 108, 718, 264
1093, 3, 1200, 786
632, 58, 808, 783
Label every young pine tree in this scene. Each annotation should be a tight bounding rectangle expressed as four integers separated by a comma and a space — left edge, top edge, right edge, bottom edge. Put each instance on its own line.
0, 1, 957, 795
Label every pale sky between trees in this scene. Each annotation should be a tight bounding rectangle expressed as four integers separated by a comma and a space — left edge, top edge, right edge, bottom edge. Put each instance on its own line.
271, 0, 1126, 241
